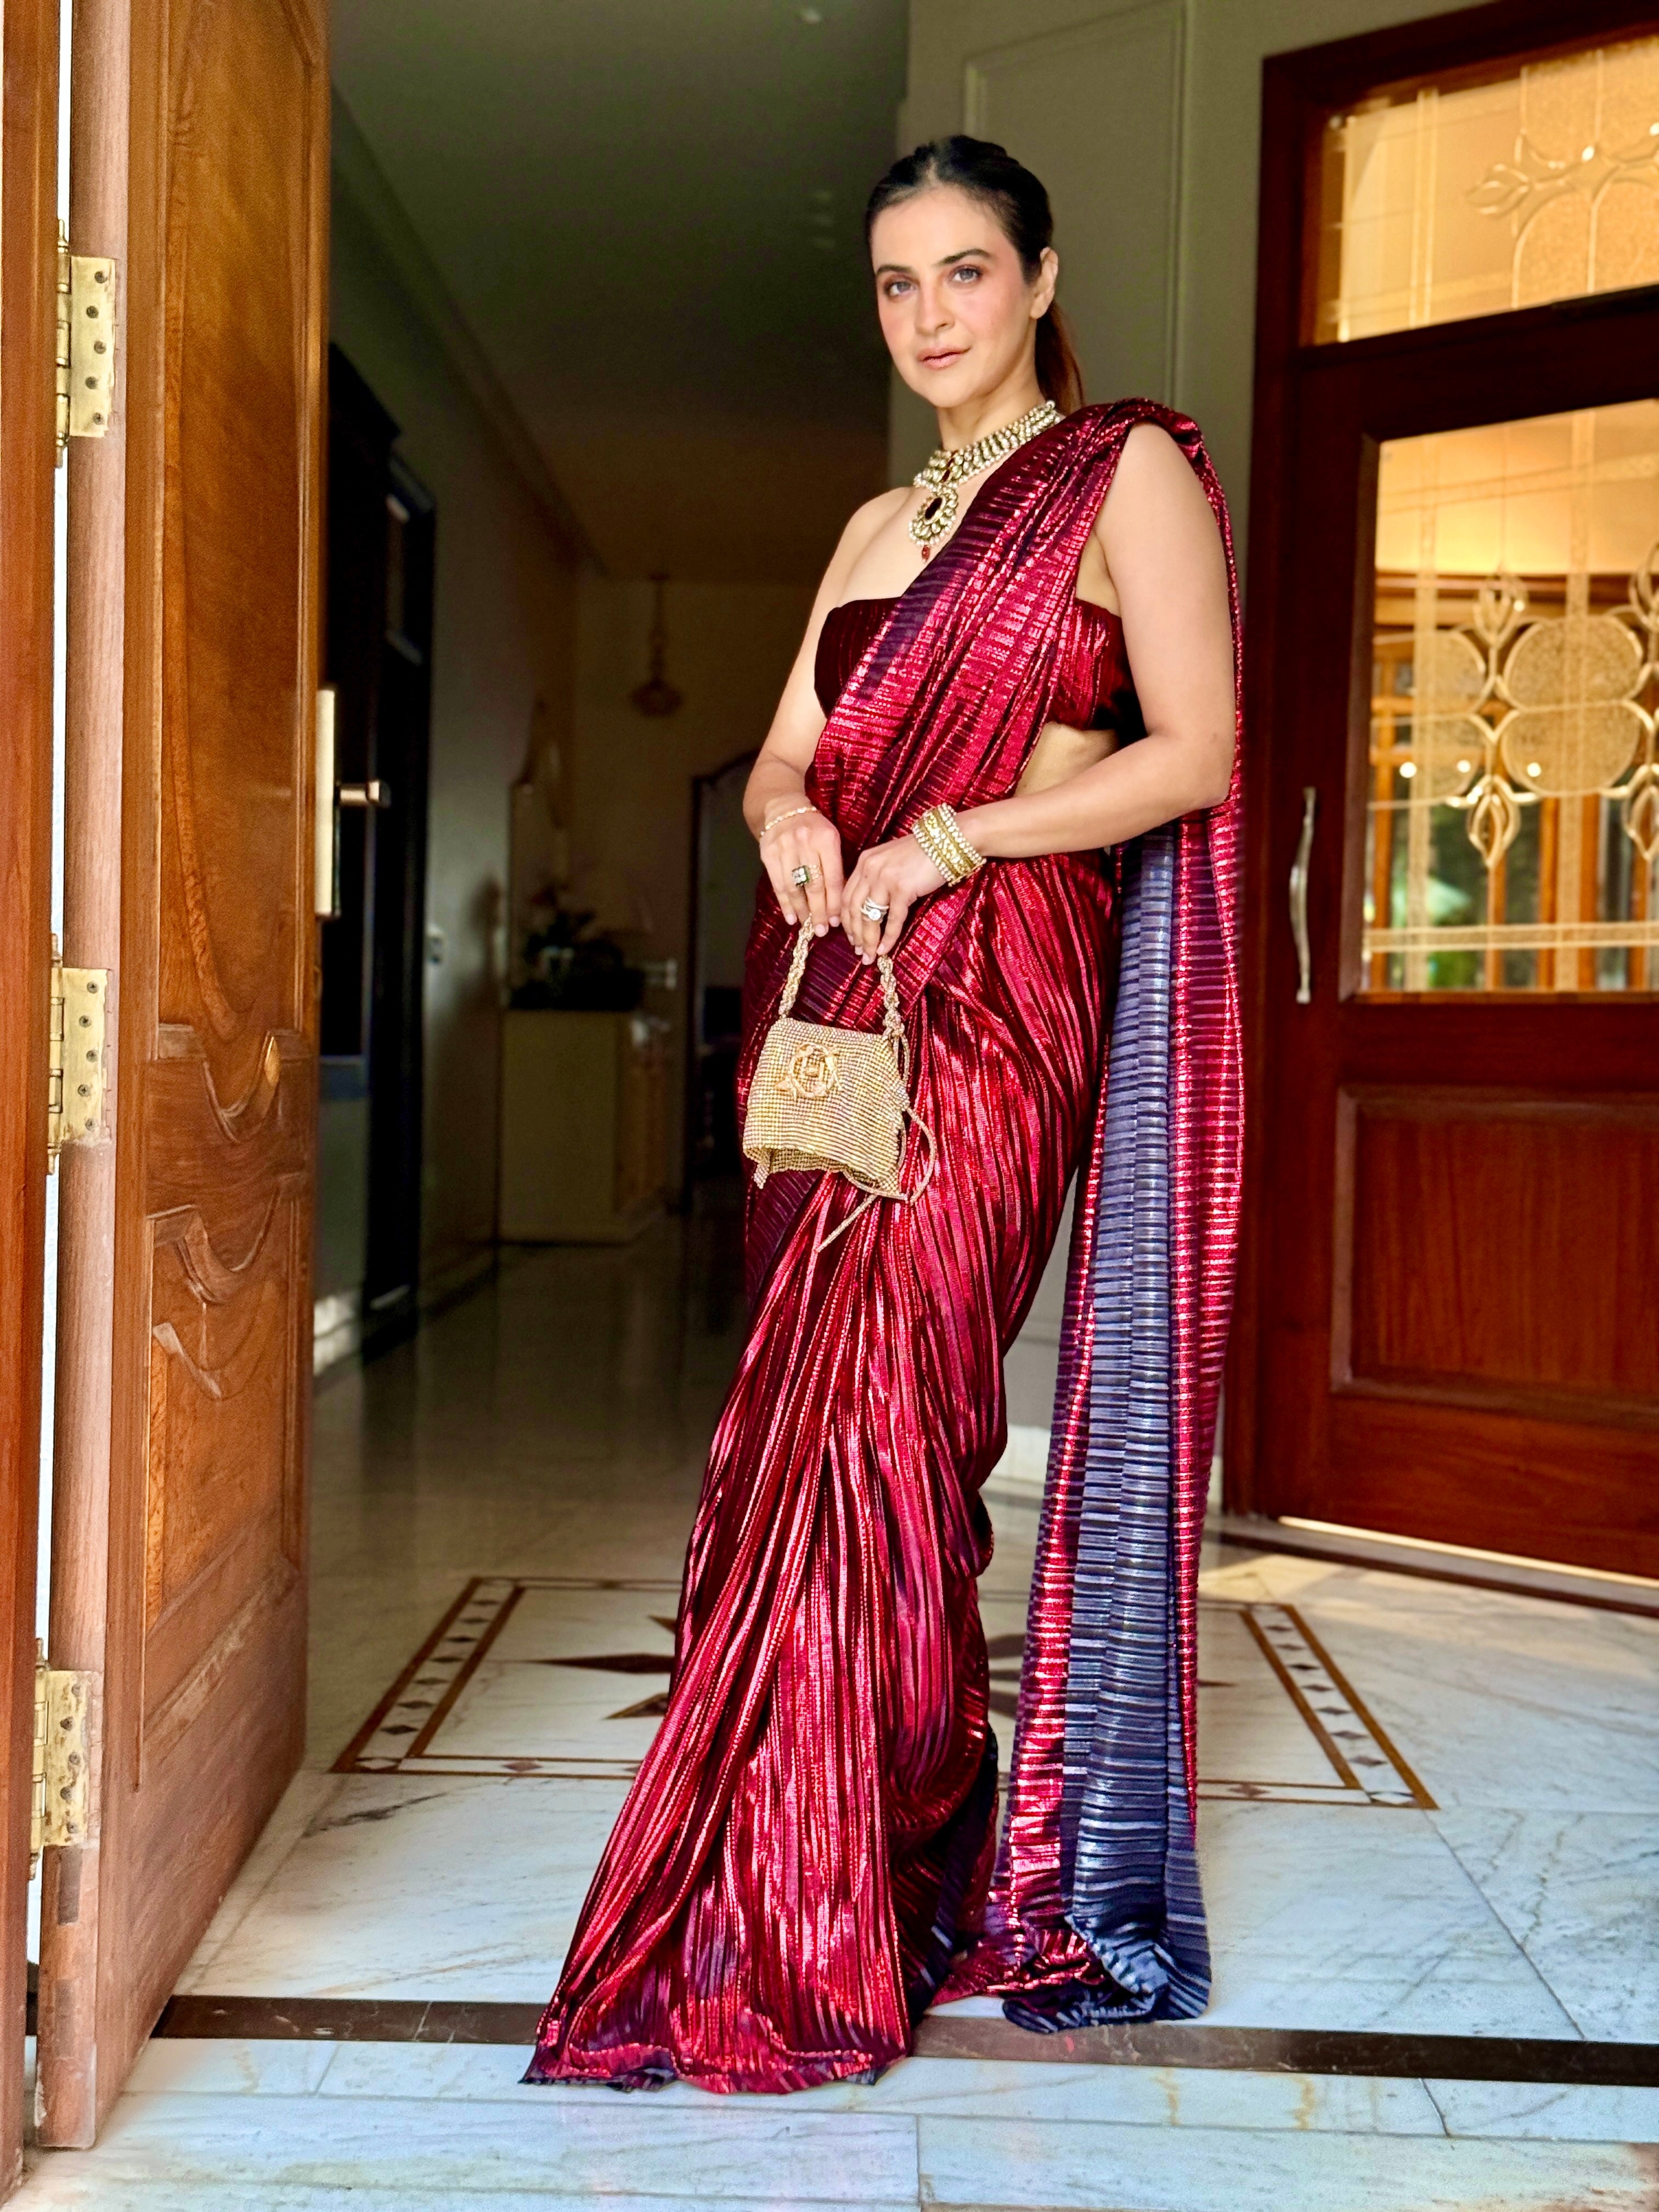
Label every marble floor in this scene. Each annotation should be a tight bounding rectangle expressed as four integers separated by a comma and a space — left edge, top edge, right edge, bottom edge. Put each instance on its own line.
18, 1209, 1659, 2208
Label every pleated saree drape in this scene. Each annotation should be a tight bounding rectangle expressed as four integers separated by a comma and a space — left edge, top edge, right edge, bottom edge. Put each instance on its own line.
527, 399, 1243, 2091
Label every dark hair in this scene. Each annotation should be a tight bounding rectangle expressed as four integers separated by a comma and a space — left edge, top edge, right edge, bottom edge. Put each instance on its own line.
864, 135, 1085, 415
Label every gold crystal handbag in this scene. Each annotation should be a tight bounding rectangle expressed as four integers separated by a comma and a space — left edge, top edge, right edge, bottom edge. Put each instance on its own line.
743, 920, 935, 1250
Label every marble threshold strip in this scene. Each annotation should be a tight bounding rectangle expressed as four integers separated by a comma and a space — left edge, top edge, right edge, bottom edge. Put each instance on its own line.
1211, 1516, 1659, 1621
145, 1997, 1659, 2088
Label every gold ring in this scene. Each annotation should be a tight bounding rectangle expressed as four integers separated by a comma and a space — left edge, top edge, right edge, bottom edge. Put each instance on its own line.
791, 865, 811, 888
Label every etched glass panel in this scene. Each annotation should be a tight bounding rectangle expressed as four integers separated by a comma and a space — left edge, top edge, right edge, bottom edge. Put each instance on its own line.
1362, 401, 1659, 994
1316, 38, 1659, 343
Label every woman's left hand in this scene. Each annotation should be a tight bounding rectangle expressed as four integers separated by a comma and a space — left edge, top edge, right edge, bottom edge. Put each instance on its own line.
842, 834, 947, 962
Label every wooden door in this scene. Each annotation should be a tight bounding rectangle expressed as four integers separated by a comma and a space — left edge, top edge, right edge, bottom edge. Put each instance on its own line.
1231, 4, 1659, 1580
0, 0, 60, 2192
36, 0, 328, 2145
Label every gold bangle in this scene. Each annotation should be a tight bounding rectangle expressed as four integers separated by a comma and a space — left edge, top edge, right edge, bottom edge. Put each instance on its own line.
926, 810, 970, 884
923, 808, 975, 882
935, 803, 985, 874
910, 805, 983, 887
760, 802, 817, 842
910, 810, 955, 883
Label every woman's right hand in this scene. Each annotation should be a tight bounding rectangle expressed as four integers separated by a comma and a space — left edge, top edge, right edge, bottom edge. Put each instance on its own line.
759, 803, 845, 936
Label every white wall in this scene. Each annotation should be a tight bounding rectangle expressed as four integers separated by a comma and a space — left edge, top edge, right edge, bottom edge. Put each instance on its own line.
329, 167, 582, 1292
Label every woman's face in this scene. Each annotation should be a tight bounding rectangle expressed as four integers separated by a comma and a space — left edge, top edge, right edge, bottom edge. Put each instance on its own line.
870, 183, 1057, 411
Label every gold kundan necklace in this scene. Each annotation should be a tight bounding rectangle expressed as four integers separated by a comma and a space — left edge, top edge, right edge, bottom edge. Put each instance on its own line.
909, 398, 1060, 558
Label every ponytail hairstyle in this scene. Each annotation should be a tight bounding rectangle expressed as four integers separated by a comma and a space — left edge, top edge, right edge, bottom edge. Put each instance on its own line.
864, 135, 1085, 415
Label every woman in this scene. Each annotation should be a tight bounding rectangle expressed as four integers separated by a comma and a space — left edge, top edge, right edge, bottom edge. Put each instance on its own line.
527, 136, 1242, 2094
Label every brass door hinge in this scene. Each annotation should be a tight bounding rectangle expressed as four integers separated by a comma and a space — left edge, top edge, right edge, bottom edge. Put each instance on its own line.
55, 223, 117, 461
31, 1645, 97, 1874
49, 940, 110, 1163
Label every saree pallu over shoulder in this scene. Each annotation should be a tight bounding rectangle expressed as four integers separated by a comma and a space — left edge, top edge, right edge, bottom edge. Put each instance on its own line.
954, 411, 1244, 2027
526, 402, 1243, 2091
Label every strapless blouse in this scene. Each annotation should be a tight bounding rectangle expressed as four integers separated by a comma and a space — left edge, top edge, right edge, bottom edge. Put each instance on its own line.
814, 592, 1141, 735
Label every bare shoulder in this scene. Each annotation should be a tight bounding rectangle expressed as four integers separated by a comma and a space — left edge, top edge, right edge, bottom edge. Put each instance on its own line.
801, 487, 912, 634
816, 486, 910, 605
1114, 421, 1206, 501
843, 484, 911, 549
1098, 420, 1220, 550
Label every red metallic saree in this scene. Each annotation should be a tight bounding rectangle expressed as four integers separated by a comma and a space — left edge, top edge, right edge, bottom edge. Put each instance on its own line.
526, 400, 1243, 2094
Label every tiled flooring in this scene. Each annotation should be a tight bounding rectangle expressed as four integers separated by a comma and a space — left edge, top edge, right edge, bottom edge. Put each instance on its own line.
18, 1214, 1659, 2208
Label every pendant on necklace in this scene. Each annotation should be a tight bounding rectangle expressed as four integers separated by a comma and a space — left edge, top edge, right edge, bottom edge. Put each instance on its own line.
919, 544, 931, 562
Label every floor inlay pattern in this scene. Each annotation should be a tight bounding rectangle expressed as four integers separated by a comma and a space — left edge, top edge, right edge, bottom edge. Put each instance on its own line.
1221, 1602, 1434, 1808
336, 1577, 1431, 1808
335, 1576, 682, 1781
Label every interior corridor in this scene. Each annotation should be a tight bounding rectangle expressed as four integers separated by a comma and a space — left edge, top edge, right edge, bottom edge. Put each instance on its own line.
16, 1211, 1659, 2209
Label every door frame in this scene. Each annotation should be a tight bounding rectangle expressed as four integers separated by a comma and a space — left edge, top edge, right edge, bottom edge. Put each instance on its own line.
1228, 0, 1659, 1518
319, 349, 436, 1346
682, 748, 757, 1196
0, 0, 60, 2189
364, 450, 434, 1320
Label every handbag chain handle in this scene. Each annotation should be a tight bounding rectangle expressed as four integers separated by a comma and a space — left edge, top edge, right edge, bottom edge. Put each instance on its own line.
777, 919, 909, 1081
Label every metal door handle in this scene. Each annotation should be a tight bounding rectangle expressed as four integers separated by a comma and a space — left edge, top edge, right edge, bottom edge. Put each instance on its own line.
314, 687, 392, 924
1289, 785, 1316, 1005
314, 687, 336, 918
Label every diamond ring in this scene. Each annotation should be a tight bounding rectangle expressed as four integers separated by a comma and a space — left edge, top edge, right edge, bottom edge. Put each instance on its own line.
791, 865, 813, 888
860, 898, 889, 922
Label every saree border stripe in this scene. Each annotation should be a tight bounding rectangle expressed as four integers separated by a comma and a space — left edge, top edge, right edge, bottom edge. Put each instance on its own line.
1062, 825, 1210, 2016
145, 1993, 1659, 2087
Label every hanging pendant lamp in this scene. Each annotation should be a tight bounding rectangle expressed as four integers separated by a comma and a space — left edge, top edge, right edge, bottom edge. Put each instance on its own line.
630, 573, 684, 718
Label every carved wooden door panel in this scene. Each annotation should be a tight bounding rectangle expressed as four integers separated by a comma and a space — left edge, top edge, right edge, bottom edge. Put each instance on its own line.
35, 0, 328, 2144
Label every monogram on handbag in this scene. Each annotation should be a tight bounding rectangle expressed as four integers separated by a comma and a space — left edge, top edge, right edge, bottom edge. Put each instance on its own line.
742, 920, 934, 1249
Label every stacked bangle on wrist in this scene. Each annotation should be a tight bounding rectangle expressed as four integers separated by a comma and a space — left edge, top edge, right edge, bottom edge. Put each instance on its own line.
910, 803, 986, 887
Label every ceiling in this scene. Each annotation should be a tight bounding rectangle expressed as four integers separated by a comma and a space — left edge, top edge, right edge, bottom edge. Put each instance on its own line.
331, 0, 909, 583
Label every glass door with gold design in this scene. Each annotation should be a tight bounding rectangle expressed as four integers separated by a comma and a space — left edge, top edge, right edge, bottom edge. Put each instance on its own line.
1364, 404, 1659, 997
1233, 6, 1659, 1578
